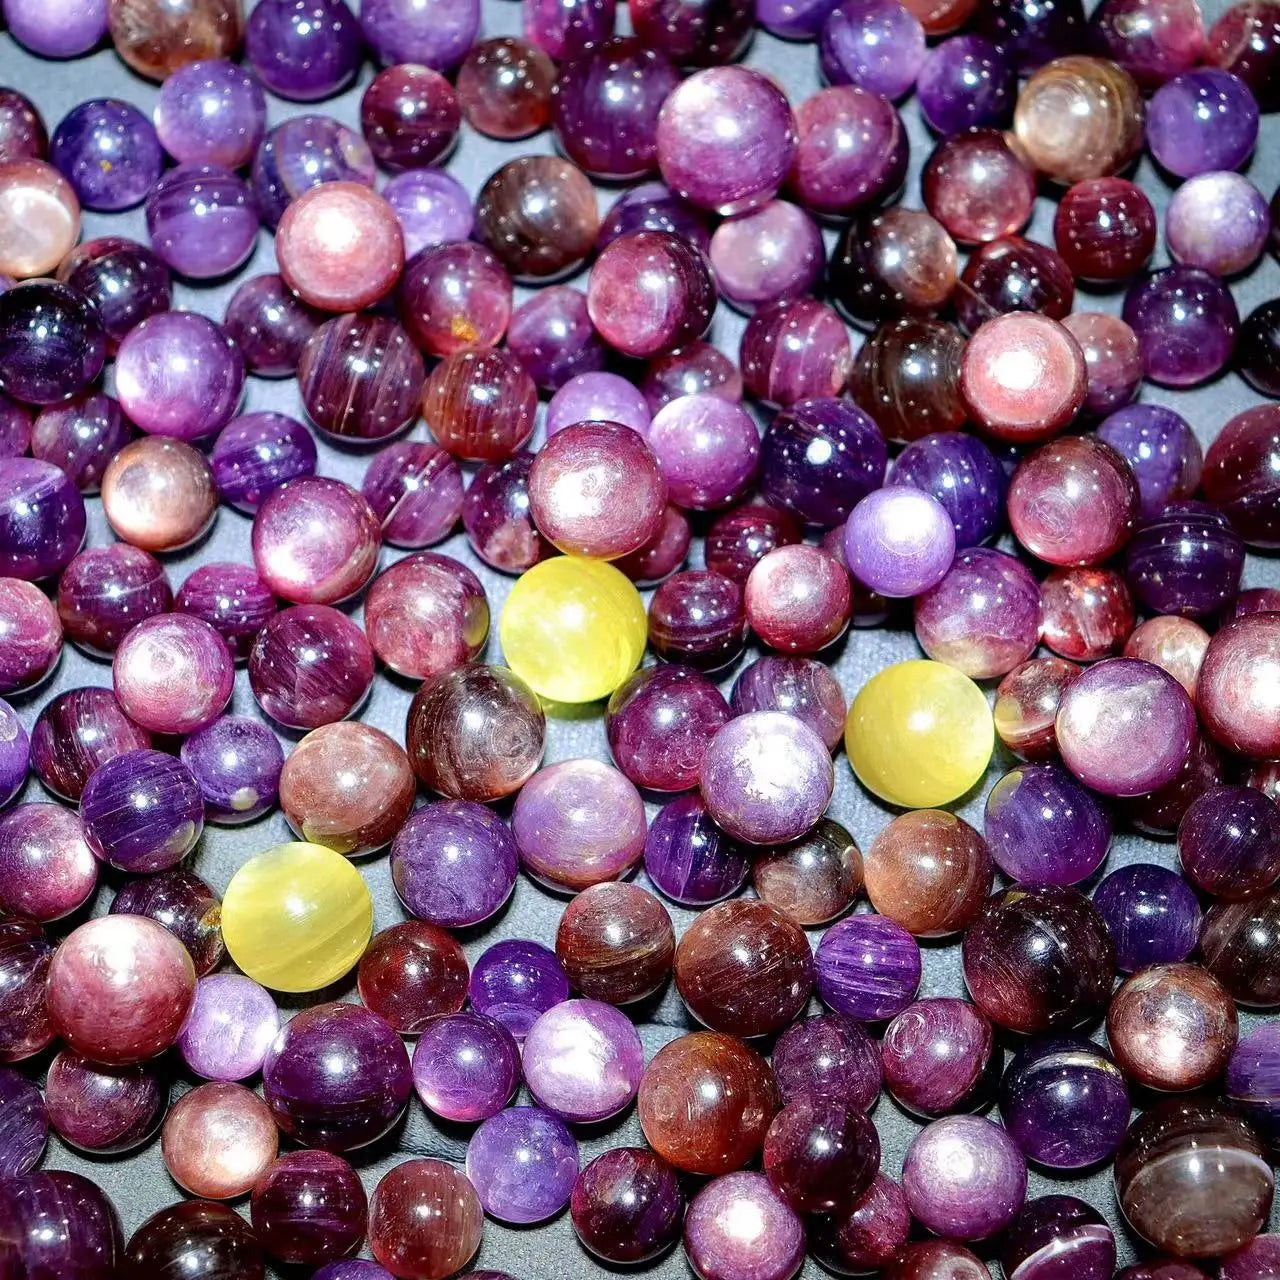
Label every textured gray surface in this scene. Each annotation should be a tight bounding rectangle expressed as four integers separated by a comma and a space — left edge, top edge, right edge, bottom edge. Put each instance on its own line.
3, 0, 1280, 1274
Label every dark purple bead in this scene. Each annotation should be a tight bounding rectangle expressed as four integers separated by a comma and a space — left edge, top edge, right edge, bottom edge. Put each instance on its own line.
705, 502, 803, 585
889, 430, 1006, 548
263, 1001, 411, 1152
360, 65, 459, 171
641, 342, 743, 414
145, 164, 259, 281
808, 1173, 911, 1276
211, 412, 317, 514
820, 0, 926, 100
648, 569, 748, 670
771, 1012, 881, 1111
180, 715, 283, 825
80, 749, 203, 875
0, 392, 31, 458
917, 36, 1016, 134
29, 687, 151, 803
31, 393, 132, 494
0, 282, 106, 407
223, 274, 320, 379
760, 397, 887, 529
361, 442, 463, 549
1147, 68, 1259, 178
1097, 403, 1202, 518
411, 1010, 520, 1123
315, 1266, 394, 1280
1123, 266, 1239, 388
507, 287, 605, 392
571, 1147, 683, 1265
124, 1202, 265, 1280
629, 0, 753, 64
524, 0, 616, 59
763, 1098, 880, 1216
0, 1171, 122, 1279
881, 997, 998, 1119
1092, 863, 1202, 974
1125, 501, 1245, 618
174, 562, 277, 662
0, 699, 27, 807
976, 0, 1087, 71
0, 1065, 47, 1176
606, 664, 731, 792
1123, 731, 1225, 838
595, 180, 711, 256
251, 114, 375, 230
462, 452, 549, 575
1002, 1195, 1116, 1280
731, 655, 846, 751
468, 940, 570, 1040
154, 58, 268, 169
0, 917, 53, 1062
0, 89, 47, 163
57, 237, 171, 355
1226, 1022, 1280, 1154
1000, 1035, 1130, 1169
1237, 299, 1280, 399
0, 459, 87, 581
44, 1049, 167, 1154
251, 1150, 367, 1266
50, 99, 163, 212
1179, 784, 1280, 900
643, 792, 751, 906
246, 0, 363, 102
815, 915, 921, 1022
56, 545, 170, 656
110, 870, 225, 978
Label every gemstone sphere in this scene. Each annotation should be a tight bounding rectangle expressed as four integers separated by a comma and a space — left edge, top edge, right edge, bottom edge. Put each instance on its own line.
178, 973, 280, 1082
469, 939, 570, 1040
571, 1147, 683, 1265
1093, 863, 1202, 974
112, 614, 234, 735
684, 1172, 805, 1280
556, 881, 675, 1005
368, 1159, 484, 1280
101, 437, 218, 554
466, 1107, 579, 1224
251, 1150, 367, 1265
643, 793, 752, 907
881, 997, 997, 1119
411, 1010, 520, 1124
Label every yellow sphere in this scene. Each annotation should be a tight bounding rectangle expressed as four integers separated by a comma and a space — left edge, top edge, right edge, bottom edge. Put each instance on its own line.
221, 842, 373, 992
845, 659, 994, 809
499, 555, 647, 703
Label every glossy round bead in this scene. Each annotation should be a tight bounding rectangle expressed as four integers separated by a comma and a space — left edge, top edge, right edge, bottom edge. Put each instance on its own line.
629, 0, 751, 63
809, 1173, 911, 1276
1148, 68, 1259, 177
903, 1115, 1027, 1241
106, 0, 242, 79
500, 556, 647, 703
770, 1013, 881, 1114
361, 446, 463, 552
709, 201, 823, 315
221, 841, 372, 992
49, 98, 161, 214
1124, 730, 1226, 838
398, 242, 511, 360
954, 236, 1074, 335
0, 459, 88, 584
383, 169, 473, 262
368, 1159, 483, 1280
360, 64, 458, 172
882, 997, 996, 1119
814, 914, 921, 1022
223, 274, 318, 379
410, 1010, 520, 1125
0, 89, 45, 163
763, 1100, 879, 1220
1115, 1097, 1273, 1258
638, 1031, 778, 1175
153, 57, 265, 169
175, 562, 277, 665
1001, 1195, 1117, 1280
422, 348, 537, 463
0, 577, 60, 695
845, 659, 994, 809
251, 114, 375, 231
178, 973, 279, 1081
47, 914, 195, 1065
144, 163, 256, 280
706, 503, 802, 584
1123, 265, 1239, 388
643, 793, 751, 906
1093, 863, 1201, 978
746, 545, 852, 654
209, 415, 315, 517
80, 748, 203, 873
844, 487, 955, 600
456, 36, 554, 141
571, 1147, 682, 1266
1054, 177, 1156, 282
514, 757, 646, 892
29, 686, 147, 801
1201, 889, 1280, 1007
0, 1170, 123, 1276
277, 183, 405, 313
1127, 502, 1244, 621
1035, 569, 1128, 662
56, 545, 169, 657
1061, 312, 1143, 416
469, 940, 569, 1041
524, 0, 616, 59
1178, 784, 1280, 900
356, 921, 468, 1036
391, 801, 517, 930
851, 320, 967, 445
963, 886, 1114, 1033
1203, 404, 1280, 548
112, 614, 233, 736
0, 802, 97, 923
917, 36, 1015, 134
556, 881, 674, 1005
109, 868, 224, 977
730, 657, 843, 752
0, 1066, 47, 1177
32, 392, 132, 494
507, 288, 604, 394
546, 372, 649, 440
922, 129, 1035, 247
162, 1081, 277, 1199
466, 1107, 579, 1224
46, 241, 163, 367
1227, 1021, 1280, 1154
646, 394, 758, 512
360, 0, 479, 68
752, 818, 861, 927
251, 1150, 367, 1265
242, 0, 361, 101
1166, 171, 1268, 276
406, 664, 545, 801
820, 0, 924, 98
1222, 1236, 1280, 1280
1012, 55, 1144, 184
684, 1172, 804, 1280
475, 156, 599, 282
1207, 1, 1280, 109
249, 604, 374, 730
597, 182, 710, 259
0, 917, 54, 1062
1237, 299, 1280, 398
0, 163, 81, 280
1097, 402, 1202, 518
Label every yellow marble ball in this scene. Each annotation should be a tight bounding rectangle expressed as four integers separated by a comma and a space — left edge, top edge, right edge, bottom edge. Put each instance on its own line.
845, 659, 994, 809
221, 842, 373, 992
499, 555, 647, 704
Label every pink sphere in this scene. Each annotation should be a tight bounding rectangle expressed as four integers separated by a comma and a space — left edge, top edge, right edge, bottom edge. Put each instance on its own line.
113, 614, 234, 735
745, 545, 852, 653
1197, 613, 1280, 759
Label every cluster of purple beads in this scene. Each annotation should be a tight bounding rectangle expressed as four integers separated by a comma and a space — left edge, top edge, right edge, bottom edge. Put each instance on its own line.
5, 0, 1280, 1278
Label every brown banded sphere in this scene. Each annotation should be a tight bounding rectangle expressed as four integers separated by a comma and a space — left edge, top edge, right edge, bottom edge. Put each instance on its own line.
108, 0, 243, 80
637, 1031, 778, 1175
475, 156, 599, 281
161, 1082, 278, 1200
922, 129, 1037, 246
993, 657, 1081, 760
421, 349, 537, 463
457, 37, 556, 139
369, 1158, 484, 1280
753, 818, 863, 927
101, 437, 218, 553
556, 882, 675, 1005
1054, 177, 1157, 282
357, 921, 469, 1034
1200, 889, 1280, 1007
864, 809, 993, 938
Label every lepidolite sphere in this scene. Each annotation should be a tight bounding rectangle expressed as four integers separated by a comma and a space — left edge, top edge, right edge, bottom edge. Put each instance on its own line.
923, 129, 1035, 248
0, 917, 54, 1062
1098, 402, 1202, 518
145, 163, 257, 280
0, 458, 86, 581
684, 1172, 804, 1280
507, 287, 604, 392
0, 1066, 47, 1177
1179, 784, 1280, 900
113, 613, 234, 734
469, 939, 569, 1041
362, 442, 464, 550
752, 818, 861, 927
888, 434, 1003, 549
0, 1172, 122, 1278
1063, 311, 1144, 415
845, 486, 955, 599
411, 1010, 519, 1124
223, 274, 318, 378
33, 392, 133, 494
710, 200, 824, 314
1094, 862, 1202, 975
466, 1107, 580, 1224
29, 686, 149, 801
644, 793, 752, 907
50, 98, 162, 213
0, 577, 61, 694
1123, 265, 1239, 388
815, 914, 921, 1022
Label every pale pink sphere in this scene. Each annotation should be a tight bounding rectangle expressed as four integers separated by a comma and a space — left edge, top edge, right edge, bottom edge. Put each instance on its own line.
113, 614, 234, 735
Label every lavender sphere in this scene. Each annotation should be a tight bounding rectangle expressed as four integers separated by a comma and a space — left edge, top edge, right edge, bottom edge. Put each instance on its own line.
684, 1173, 804, 1280
50, 99, 162, 212
917, 35, 1016, 134
154, 59, 266, 169
411, 1011, 520, 1123
546, 371, 651, 438
223, 274, 319, 379
846, 486, 956, 598
180, 716, 282, 826
889, 431, 1006, 548
466, 1107, 579, 1224
0, 1066, 47, 1177
361, 0, 480, 70
815, 914, 921, 1021
0, 1172, 123, 1277
771, 1013, 882, 1111
881, 997, 997, 1118
0, 459, 87, 581
1123, 266, 1239, 389
145, 164, 258, 280
507, 288, 605, 394
596, 180, 711, 255
903, 1115, 1027, 1241
0, 801, 97, 922
79, 748, 203, 874
1093, 862, 1202, 974
246, 0, 363, 102
709, 200, 824, 314
700, 712, 833, 846
178, 973, 280, 1081
1166, 171, 1269, 276
1097, 403, 1202, 518
1226, 1022, 1280, 1153
382, 169, 474, 260
391, 800, 518, 929
524, 0, 616, 61
469, 939, 570, 1040
821, 0, 926, 100
1147, 69, 1259, 178
3, 0, 108, 57
731, 656, 845, 751
361, 443, 464, 549
648, 394, 760, 510
644, 792, 752, 906
656, 67, 797, 215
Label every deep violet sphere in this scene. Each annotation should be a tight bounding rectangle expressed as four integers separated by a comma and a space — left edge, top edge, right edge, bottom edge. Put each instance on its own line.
144, 164, 257, 280
0, 1172, 123, 1278
50, 98, 162, 212
916, 35, 1016, 134
1001, 1195, 1116, 1280
771, 1013, 882, 1112
55, 544, 170, 657
821, 0, 926, 100
0, 1065, 47, 1177
1179, 784, 1280, 900
0, 282, 105, 408
815, 914, 921, 1022
109, 868, 225, 978
1093, 862, 1202, 974
881, 997, 997, 1119
211, 412, 317, 514
1000, 1035, 1131, 1170
644, 793, 752, 907
411, 1010, 520, 1123
245, 0, 362, 102
180, 716, 283, 825
1097, 402, 1203, 518
0, 458, 87, 581
889, 431, 1006, 549
251, 1150, 367, 1265
174, 562, 277, 662
469, 939, 570, 1040
79, 748, 204, 874
1147, 68, 1259, 178
32, 392, 132, 494
1123, 266, 1240, 388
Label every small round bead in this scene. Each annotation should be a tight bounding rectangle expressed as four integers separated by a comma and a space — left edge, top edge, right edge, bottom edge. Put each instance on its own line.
1179, 784, 1280, 900
109, 868, 224, 978
629, 0, 750, 62
1148, 68, 1259, 177
1123, 265, 1240, 388
162, 1081, 278, 1199
851, 320, 968, 445
821, 0, 925, 99
422, 348, 537, 463
643, 793, 751, 907
251, 114, 375, 230
815, 914, 921, 1022
0, 1066, 47, 1177
746, 545, 852, 654
881, 997, 997, 1118
709, 201, 824, 314
506, 288, 604, 393
1062, 312, 1144, 416
771, 1013, 881, 1112
993, 657, 1081, 761
571, 1148, 683, 1266
741, 297, 853, 409
357, 921, 468, 1034
809, 1174, 911, 1276
705, 502, 802, 584
360, 65, 459, 171
154, 58, 266, 169
922, 129, 1036, 247
684, 1173, 804, 1280
1097, 402, 1202, 518
251, 1150, 367, 1265
50, 99, 162, 213
1202, 404, 1280, 548
1040, 567, 1134, 662
244, 0, 362, 102
223, 274, 319, 379
178, 973, 280, 1082
763, 1099, 879, 1216
845, 487, 955, 599
112, 613, 233, 735
0, 90, 45, 163
1055, 177, 1157, 282
917, 36, 1015, 134
145, 164, 257, 279
753, 819, 861, 927
731, 656, 845, 751
0, 802, 97, 922
466, 1107, 579, 1224
1125, 615, 1209, 698
210, 413, 316, 517
45, 1050, 167, 1155
0, 163, 81, 279
458, 37, 555, 140
368, 1159, 483, 1280
56, 544, 171, 657
1166, 171, 1268, 276
383, 169, 474, 260
399, 242, 511, 360
31, 393, 132, 494
0, 917, 54, 1062
469, 940, 569, 1041
411, 1011, 520, 1124
361, 0, 479, 68
556, 881, 675, 1004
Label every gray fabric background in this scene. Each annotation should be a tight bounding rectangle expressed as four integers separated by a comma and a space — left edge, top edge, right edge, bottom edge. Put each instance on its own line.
3, 0, 1279, 1272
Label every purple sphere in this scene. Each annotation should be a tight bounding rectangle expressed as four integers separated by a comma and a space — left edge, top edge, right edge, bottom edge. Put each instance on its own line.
821, 0, 926, 100
984, 763, 1111, 887
1125, 501, 1245, 619
180, 716, 283, 825
1179, 784, 1280, 900
316, 1264, 395, 1280
999, 1035, 1130, 1169
903, 1114, 1027, 1241
757, 0, 840, 38
0, 1066, 47, 1177
0, 458, 87, 581
50, 99, 162, 212
1123, 266, 1240, 389
145, 164, 258, 280
643, 792, 752, 905
211, 413, 318, 514
382, 169, 474, 260
263, 1001, 412, 1152
44, 1049, 167, 1154
571, 1147, 683, 1265
546, 370, 651, 438
882, 997, 998, 1118
246, 0, 363, 102
31, 393, 132, 494
223, 274, 320, 378
845, 486, 956, 598
1002, 1195, 1116, 1280
155, 59, 267, 169
361, 0, 481, 70
1226, 1022, 1280, 1153
114, 312, 244, 443
647, 394, 760, 510
889, 431, 1006, 548
1097, 403, 1203, 518
1147, 68, 1259, 177
0, 801, 97, 922
0, 1171, 122, 1276
684, 1173, 805, 1280
29, 687, 150, 803
57, 238, 172, 356
0, 697, 29, 809
917, 35, 1016, 134
466, 1106, 580, 1224
524, 0, 616, 60
360, 443, 463, 550
0, 282, 106, 407
469, 939, 570, 1040
252, 115, 376, 229
178, 972, 280, 1081
791, 86, 906, 217
507, 287, 605, 393
174, 562, 277, 662
56, 544, 171, 657
411, 1011, 520, 1123
1167, 171, 1269, 277
391, 800, 519, 929
79, 748, 203, 874
771, 1013, 882, 1110
815, 914, 922, 1021
731, 656, 845, 752
596, 180, 711, 256
1093, 862, 1202, 974
3, 0, 108, 57
710, 200, 824, 315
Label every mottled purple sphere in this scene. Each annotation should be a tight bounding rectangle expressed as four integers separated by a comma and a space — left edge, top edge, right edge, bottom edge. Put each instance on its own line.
643, 792, 752, 906
466, 1106, 580, 1224
469, 939, 570, 1040
771, 1013, 882, 1111
1226, 1022, 1280, 1154
0, 1065, 47, 1177
382, 169, 475, 260
0, 697, 29, 809
917, 35, 1016, 134
411, 1011, 520, 1123
145, 164, 258, 280
0, 458, 87, 581
546, 370, 651, 438
647, 394, 760, 510
881, 997, 997, 1118
1123, 265, 1239, 389
252, 114, 376, 230
246, 0, 363, 102
31, 393, 131, 495
1147, 68, 1259, 178
846, 485, 956, 598
709, 200, 824, 314
684, 1172, 805, 1280
174, 562, 277, 663
571, 1147, 683, 1265
361, 0, 480, 69
155, 59, 267, 169
56, 544, 171, 657
178, 972, 280, 1081
815, 914, 922, 1021
50, 98, 162, 212
3, 0, 108, 58
180, 716, 282, 826
0, 801, 97, 922
507, 286, 605, 392
821, 0, 926, 100
1097, 403, 1203, 518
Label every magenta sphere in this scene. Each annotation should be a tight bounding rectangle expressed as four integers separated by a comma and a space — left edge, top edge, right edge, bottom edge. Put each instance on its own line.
113, 614, 233, 735
647, 394, 760, 510
0, 802, 97, 923
745, 544, 853, 654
